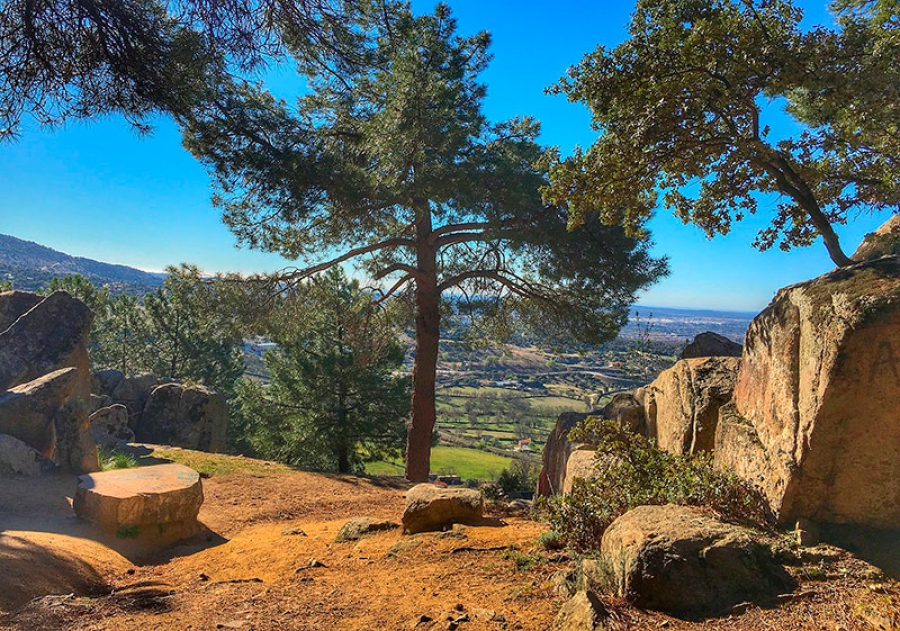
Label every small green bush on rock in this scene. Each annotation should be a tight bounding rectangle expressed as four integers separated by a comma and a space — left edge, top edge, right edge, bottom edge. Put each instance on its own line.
546, 417, 773, 552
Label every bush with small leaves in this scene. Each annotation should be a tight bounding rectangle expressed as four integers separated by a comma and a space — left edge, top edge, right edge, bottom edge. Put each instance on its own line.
546, 417, 774, 552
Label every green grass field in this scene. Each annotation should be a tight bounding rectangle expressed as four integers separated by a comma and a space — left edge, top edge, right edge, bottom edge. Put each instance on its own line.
365, 446, 515, 480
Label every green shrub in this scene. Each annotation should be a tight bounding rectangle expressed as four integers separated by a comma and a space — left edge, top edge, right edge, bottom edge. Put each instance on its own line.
537, 530, 565, 551
98, 447, 138, 470
546, 417, 774, 552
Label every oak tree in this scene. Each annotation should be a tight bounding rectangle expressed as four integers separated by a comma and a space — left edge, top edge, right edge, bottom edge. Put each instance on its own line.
544, 0, 900, 267
181, 3, 666, 481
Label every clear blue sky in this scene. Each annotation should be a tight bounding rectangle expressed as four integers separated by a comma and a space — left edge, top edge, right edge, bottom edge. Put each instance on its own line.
0, 0, 890, 312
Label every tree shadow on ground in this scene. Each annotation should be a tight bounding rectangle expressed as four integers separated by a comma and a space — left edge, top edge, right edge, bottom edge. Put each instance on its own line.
0, 534, 109, 612
821, 523, 900, 578
0, 471, 228, 567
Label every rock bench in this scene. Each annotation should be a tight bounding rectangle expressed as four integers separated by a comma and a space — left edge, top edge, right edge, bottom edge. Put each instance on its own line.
73, 463, 203, 538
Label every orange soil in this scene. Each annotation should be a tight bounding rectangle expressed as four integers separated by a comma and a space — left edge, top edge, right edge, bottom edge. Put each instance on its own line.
1, 450, 899, 631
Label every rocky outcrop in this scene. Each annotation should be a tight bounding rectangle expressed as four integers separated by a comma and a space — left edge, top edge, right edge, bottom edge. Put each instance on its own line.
0, 433, 54, 477
599, 393, 645, 435
0, 367, 98, 472
90, 404, 134, 448
598, 505, 792, 617
92, 369, 125, 398
73, 464, 203, 538
0, 290, 42, 332
0, 291, 98, 473
138, 383, 227, 452
717, 257, 900, 529
562, 450, 621, 495
853, 214, 900, 261
109, 373, 158, 426
642, 357, 739, 455
681, 331, 742, 359
402, 484, 484, 534
538, 411, 591, 496
538, 397, 644, 496
0, 291, 92, 398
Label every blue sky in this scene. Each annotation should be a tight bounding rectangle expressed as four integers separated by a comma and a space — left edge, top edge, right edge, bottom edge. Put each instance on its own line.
0, 0, 891, 312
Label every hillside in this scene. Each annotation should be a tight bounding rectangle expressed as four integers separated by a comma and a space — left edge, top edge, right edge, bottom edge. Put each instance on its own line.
0, 234, 164, 294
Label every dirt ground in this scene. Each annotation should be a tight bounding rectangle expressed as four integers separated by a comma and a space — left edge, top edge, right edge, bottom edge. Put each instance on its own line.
1, 448, 899, 631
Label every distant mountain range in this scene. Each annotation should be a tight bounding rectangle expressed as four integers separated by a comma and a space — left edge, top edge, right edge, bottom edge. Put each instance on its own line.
0, 233, 165, 294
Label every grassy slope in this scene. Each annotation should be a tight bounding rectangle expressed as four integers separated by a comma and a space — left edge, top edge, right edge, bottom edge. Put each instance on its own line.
365, 446, 514, 480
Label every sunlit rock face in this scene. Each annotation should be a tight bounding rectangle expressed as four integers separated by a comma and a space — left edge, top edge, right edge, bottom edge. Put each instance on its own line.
718, 257, 900, 528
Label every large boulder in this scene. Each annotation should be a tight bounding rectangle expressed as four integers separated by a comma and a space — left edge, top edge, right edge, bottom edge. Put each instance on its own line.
0, 433, 54, 477
73, 463, 203, 537
681, 331, 743, 359
562, 450, 620, 495
0, 290, 43, 332
92, 369, 125, 397
719, 257, 900, 529
111, 373, 158, 427
0, 291, 93, 398
598, 505, 792, 617
598, 393, 645, 435
0, 368, 98, 472
853, 214, 900, 261
90, 404, 135, 448
138, 383, 227, 452
538, 411, 591, 496
402, 484, 484, 534
642, 357, 739, 455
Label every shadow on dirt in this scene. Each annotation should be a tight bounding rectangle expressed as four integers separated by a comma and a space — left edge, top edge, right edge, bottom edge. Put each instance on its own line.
821, 523, 900, 579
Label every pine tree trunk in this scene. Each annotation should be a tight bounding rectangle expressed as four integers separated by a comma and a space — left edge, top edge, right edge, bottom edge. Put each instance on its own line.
406, 277, 440, 482
406, 198, 440, 483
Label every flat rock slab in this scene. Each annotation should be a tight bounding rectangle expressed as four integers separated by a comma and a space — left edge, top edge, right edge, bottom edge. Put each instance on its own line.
73, 463, 203, 531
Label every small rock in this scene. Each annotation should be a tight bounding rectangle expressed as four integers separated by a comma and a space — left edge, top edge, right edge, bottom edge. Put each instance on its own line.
307, 558, 326, 568
552, 590, 607, 631
334, 517, 398, 542
281, 526, 307, 537
412, 614, 433, 628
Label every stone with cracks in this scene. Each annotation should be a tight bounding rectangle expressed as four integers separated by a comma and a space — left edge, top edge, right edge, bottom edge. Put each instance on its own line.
599, 505, 793, 617
73, 463, 203, 533
0, 290, 42, 333
0, 367, 98, 472
0, 291, 92, 398
402, 484, 483, 534
90, 404, 134, 448
139, 383, 227, 452
334, 517, 399, 542
0, 433, 54, 477
642, 357, 739, 456
720, 257, 900, 529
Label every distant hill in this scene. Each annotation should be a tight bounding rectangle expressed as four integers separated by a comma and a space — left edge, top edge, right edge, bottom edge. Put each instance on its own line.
0, 233, 165, 294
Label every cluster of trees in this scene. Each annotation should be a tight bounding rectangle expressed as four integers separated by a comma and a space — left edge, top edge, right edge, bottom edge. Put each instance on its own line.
5, 0, 897, 480
42, 268, 409, 474
44, 268, 244, 396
